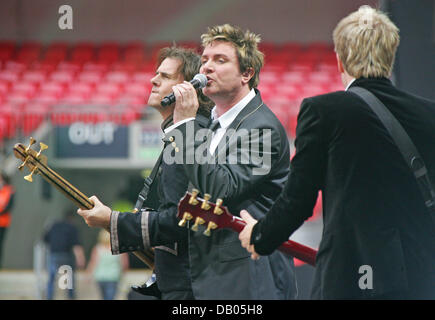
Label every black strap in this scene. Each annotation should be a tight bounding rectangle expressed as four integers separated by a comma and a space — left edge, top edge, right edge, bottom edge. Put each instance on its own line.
349, 87, 435, 224
134, 150, 164, 211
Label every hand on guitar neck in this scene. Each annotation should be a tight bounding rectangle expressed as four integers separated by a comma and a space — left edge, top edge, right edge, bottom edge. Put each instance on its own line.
239, 210, 260, 260
77, 196, 112, 232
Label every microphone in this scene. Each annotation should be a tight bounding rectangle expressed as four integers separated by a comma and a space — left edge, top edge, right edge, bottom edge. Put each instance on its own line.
161, 74, 208, 107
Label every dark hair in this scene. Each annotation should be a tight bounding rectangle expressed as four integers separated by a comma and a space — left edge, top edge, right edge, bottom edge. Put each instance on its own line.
157, 46, 214, 118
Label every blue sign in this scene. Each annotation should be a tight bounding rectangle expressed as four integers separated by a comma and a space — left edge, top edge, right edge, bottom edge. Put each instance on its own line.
55, 122, 129, 158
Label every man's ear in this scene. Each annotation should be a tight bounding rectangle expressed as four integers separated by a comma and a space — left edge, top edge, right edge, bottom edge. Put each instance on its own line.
336, 53, 345, 73
241, 67, 255, 85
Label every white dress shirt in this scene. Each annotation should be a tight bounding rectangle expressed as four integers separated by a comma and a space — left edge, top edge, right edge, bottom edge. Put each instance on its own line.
209, 89, 256, 154
164, 89, 256, 155
345, 78, 356, 91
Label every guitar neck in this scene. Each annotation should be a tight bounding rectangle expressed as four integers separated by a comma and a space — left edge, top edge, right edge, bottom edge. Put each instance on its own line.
14, 143, 155, 269
15, 145, 93, 210
229, 215, 317, 266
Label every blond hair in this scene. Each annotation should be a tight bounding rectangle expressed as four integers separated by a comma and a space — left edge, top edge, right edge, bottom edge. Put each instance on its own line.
201, 24, 264, 89
333, 5, 400, 78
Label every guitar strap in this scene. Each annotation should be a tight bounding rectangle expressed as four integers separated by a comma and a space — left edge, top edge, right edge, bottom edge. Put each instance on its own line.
349, 86, 435, 227
134, 150, 164, 212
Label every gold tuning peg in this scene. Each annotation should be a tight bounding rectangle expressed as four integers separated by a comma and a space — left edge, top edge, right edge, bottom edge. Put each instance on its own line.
201, 193, 211, 210
203, 221, 217, 236
25, 137, 36, 152
191, 217, 205, 232
188, 189, 199, 205
18, 156, 30, 171
178, 212, 193, 227
36, 142, 48, 157
24, 167, 37, 182
214, 198, 224, 215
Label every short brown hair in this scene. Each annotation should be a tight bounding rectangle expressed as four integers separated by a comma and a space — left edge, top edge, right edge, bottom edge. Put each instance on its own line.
201, 24, 264, 89
157, 46, 214, 117
333, 5, 400, 78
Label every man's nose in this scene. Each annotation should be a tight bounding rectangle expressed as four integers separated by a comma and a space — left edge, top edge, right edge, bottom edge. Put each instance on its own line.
200, 61, 213, 74
150, 74, 159, 85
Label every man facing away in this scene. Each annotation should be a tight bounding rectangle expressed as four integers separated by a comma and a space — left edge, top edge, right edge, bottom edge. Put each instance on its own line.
239, 6, 435, 299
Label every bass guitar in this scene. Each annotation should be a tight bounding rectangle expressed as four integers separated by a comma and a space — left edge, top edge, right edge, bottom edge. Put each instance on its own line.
13, 137, 155, 269
177, 190, 317, 266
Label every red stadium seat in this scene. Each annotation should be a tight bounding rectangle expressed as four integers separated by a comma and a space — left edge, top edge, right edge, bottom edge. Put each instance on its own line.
105, 71, 130, 83
97, 42, 120, 64
50, 70, 76, 83
96, 82, 122, 96
21, 70, 47, 84
43, 42, 68, 63
123, 42, 148, 63
71, 42, 95, 63
0, 104, 19, 138
16, 42, 42, 64
78, 70, 104, 84
0, 42, 15, 61
68, 82, 94, 96
21, 104, 49, 135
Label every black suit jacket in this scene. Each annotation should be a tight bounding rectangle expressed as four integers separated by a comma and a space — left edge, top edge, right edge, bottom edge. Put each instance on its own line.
252, 78, 435, 299
110, 114, 209, 295
170, 89, 297, 299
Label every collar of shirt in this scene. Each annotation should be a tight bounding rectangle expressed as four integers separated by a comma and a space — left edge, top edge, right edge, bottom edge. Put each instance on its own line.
211, 88, 256, 129
345, 78, 356, 91
163, 117, 195, 134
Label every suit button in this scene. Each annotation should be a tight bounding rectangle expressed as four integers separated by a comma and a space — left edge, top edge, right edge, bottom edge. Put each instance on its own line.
169, 136, 174, 142
175, 147, 180, 153
171, 142, 176, 148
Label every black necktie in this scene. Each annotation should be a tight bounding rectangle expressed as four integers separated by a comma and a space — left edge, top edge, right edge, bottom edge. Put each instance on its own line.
209, 119, 221, 132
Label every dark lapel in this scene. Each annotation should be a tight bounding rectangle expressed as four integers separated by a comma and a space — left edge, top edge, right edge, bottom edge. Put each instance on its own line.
226, 88, 264, 131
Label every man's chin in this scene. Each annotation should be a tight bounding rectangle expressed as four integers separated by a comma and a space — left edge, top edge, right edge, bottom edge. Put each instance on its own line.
147, 97, 160, 108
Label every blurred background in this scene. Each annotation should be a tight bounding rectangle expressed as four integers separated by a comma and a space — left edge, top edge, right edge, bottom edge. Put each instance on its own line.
0, 0, 433, 299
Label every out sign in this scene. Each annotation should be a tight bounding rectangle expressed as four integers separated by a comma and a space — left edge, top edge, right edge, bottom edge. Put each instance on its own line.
58, 5, 73, 30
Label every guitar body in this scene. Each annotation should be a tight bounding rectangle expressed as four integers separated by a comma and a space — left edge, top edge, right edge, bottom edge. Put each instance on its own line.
177, 190, 317, 266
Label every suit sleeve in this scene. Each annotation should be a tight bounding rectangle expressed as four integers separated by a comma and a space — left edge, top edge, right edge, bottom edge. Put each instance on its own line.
170, 118, 286, 206
251, 98, 326, 255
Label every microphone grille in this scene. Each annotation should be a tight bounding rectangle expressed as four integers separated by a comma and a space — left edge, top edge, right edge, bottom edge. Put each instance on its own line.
193, 74, 208, 88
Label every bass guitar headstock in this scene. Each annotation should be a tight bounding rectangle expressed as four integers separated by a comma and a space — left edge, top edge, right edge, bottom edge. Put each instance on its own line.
13, 137, 49, 182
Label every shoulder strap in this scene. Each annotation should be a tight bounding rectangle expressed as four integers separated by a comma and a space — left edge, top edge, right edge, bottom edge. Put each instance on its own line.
134, 150, 164, 212
349, 86, 435, 224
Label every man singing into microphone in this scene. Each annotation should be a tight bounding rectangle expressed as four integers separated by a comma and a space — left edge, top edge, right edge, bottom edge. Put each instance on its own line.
77, 46, 213, 300
167, 24, 297, 299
